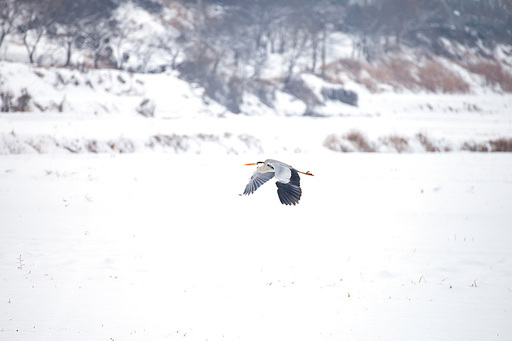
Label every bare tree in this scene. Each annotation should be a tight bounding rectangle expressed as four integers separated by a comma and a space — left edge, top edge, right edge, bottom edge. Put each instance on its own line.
17, 4, 50, 64
50, 21, 86, 67
282, 25, 309, 84
235, 1, 289, 78
302, 1, 343, 76
83, 19, 116, 69
155, 31, 184, 70
0, 0, 22, 53
109, 23, 137, 70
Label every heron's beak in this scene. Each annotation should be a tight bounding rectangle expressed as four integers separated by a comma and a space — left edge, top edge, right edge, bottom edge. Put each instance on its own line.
245, 163, 257, 166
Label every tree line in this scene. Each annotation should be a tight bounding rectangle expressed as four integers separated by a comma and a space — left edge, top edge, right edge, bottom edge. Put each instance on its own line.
1, 0, 511, 112
2, 0, 510, 67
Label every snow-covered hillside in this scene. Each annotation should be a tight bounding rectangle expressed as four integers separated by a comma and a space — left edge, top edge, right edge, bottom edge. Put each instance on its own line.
1, 1, 511, 155
1, 60, 511, 155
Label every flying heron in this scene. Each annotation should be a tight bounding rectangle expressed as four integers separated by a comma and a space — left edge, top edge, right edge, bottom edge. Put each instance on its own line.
242, 159, 314, 205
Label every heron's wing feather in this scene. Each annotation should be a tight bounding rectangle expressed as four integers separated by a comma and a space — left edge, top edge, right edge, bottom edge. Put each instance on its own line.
276, 182, 302, 205
276, 169, 301, 205
243, 171, 275, 195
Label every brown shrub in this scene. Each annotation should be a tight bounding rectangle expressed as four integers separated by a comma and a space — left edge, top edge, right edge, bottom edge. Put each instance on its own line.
380, 135, 410, 153
358, 76, 379, 93
323, 134, 352, 152
489, 138, 512, 152
385, 58, 417, 89
364, 63, 393, 85
323, 131, 376, 152
326, 59, 380, 92
416, 133, 440, 152
344, 130, 376, 152
349, 63, 387, 92
461, 141, 489, 152
328, 55, 478, 93
336, 58, 363, 76
417, 60, 470, 93
86, 140, 100, 153
466, 61, 512, 92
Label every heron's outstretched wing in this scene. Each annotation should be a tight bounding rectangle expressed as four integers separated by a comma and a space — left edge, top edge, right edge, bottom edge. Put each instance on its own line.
275, 169, 301, 205
243, 171, 275, 195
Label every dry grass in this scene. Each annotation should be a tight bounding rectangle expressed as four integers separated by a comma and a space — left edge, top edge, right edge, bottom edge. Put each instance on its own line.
417, 60, 470, 93
380, 135, 410, 153
323, 131, 376, 152
384, 58, 417, 89
339, 58, 363, 75
323, 134, 353, 152
461, 141, 489, 152
466, 60, 512, 92
325, 131, 441, 153
364, 63, 393, 88
107, 138, 135, 153
328, 55, 472, 93
416, 133, 440, 152
325, 59, 380, 91
489, 138, 512, 152
461, 138, 512, 152
344, 130, 376, 152
359, 77, 379, 92
324, 132, 512, 153
146, 134, 189, 152
322, 52, 512, 94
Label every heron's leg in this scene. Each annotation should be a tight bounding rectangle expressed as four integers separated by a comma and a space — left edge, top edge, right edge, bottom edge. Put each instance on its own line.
297, 170, 314, 176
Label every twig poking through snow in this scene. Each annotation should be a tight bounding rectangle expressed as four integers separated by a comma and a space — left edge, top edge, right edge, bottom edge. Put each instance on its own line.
17, 255, 24, 270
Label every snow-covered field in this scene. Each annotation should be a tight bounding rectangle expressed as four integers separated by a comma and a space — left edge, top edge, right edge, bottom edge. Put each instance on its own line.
1, 151, 512, 340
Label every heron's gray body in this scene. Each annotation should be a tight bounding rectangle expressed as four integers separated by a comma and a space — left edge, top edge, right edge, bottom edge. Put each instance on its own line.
243, 159, 303, 205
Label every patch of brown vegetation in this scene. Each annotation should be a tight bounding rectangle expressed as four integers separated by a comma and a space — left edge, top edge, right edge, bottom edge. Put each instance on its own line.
416, 133, 440, 152
489, 138, 512, 152
466, 60, 512, 92
327, 55, 471, 93
417, 60, 470, 93
461, 141, 489, 152
323, 134, 352, 152
344, 130, 376, 152
380, 135, 410, 153
384, 58, 417, 89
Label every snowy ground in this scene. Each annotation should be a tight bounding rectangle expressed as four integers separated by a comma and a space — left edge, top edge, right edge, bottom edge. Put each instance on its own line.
1, 151, 512, 340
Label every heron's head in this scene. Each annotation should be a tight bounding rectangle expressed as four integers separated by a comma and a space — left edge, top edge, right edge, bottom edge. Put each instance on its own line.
245, 161, 274, 172
244, 161, 264, 166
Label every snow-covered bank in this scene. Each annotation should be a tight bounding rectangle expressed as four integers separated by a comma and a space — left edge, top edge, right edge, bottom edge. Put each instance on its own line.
1, 152, 511, 340
1, 101, 511, 154
2, 60, 511, 155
